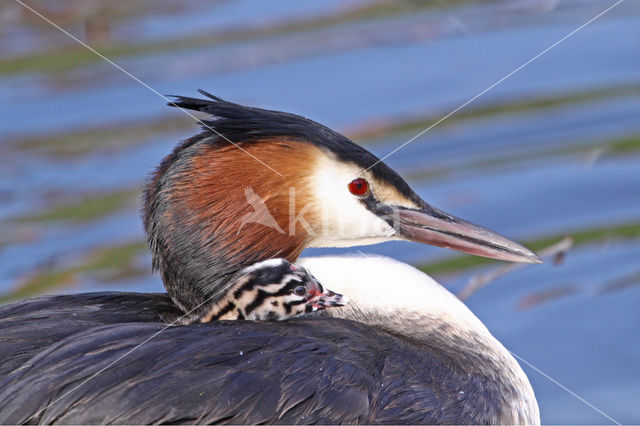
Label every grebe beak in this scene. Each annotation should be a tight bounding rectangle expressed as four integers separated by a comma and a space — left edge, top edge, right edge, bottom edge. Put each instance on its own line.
395, 205, 541, 264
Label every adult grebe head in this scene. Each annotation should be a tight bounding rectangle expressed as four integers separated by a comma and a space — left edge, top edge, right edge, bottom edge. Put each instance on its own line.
143, 91, 539, 314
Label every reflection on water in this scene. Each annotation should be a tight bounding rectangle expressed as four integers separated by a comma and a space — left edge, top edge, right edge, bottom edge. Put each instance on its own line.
1, 0, 639, 423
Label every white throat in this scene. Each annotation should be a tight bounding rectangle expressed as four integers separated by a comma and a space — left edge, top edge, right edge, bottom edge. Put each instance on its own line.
299, 255, 540, 425
300, 255, 488, 333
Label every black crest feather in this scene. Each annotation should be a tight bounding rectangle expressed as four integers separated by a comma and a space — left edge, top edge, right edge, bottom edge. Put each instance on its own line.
167, 90, 423, 205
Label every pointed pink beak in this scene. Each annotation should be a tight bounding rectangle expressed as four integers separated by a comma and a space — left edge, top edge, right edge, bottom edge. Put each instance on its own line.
395, 205, 541, 263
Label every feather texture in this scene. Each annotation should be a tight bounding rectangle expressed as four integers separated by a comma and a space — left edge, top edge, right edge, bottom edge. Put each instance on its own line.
0, 291, 527, 424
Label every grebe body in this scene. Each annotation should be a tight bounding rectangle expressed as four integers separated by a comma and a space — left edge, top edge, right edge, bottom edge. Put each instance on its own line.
0, 256, 538, 424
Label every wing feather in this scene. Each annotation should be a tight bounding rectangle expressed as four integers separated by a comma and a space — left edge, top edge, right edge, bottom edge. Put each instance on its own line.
0, 293, 486, 424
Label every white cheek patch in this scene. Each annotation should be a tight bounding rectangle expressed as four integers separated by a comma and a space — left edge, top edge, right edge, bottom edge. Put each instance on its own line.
309, 154, 395, 247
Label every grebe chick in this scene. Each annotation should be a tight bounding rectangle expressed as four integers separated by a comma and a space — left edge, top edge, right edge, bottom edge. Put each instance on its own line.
191, 258, 347, 323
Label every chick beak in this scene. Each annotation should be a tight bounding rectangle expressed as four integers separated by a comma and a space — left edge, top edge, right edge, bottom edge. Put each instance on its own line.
311, 290, 349, 310
394, 205, 541, 264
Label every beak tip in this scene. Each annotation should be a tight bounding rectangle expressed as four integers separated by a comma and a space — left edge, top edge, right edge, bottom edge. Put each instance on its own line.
531, 254, 543, 264
520, 248, 542, 264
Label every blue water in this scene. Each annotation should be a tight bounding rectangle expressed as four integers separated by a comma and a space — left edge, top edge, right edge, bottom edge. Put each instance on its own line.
1, 0, 639, 423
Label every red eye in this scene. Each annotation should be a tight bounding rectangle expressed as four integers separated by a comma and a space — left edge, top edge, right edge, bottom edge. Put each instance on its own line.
348, 178, 369, 196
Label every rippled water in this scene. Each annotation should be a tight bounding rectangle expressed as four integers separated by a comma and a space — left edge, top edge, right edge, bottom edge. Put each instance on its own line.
1, 0, 639, 423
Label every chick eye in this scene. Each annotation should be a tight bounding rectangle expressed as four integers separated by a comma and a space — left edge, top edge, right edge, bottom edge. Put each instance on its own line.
348, 178, 369, 197
293, 286, 307, 297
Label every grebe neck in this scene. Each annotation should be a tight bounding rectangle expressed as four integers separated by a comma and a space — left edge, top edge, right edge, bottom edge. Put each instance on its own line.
299, 255, 540, 425
143, 135, 310, 315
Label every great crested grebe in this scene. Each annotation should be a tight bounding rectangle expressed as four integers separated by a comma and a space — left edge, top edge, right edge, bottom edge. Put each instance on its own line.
145, 91, 539, 320
0, 92, 541, 424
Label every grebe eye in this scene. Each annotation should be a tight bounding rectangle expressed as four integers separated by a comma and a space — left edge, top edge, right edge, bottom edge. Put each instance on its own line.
348, 178, 369, 196
293, 286, 306, 297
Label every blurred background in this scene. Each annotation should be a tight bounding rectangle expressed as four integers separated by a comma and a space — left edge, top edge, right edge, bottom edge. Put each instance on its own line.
0, 0, 638, 423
